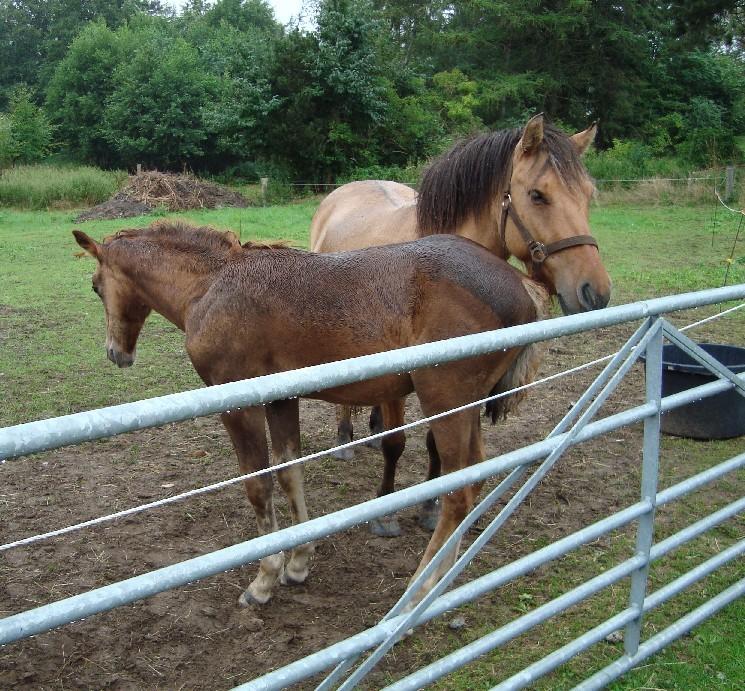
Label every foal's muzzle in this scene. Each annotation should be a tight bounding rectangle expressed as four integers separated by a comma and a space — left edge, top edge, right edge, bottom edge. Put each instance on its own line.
108, 347, 134, 368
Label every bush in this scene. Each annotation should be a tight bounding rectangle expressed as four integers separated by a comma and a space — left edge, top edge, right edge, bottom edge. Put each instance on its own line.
1, 88, 53, 166
0, 164, 126, 209
585, 139, 688, 182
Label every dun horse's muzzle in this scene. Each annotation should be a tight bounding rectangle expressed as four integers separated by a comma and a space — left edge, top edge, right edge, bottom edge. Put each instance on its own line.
107, 347, 134, 368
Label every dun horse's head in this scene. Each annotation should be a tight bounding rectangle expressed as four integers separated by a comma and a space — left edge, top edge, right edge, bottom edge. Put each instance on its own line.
73, 230, 151, 368
503, 114, 611, 314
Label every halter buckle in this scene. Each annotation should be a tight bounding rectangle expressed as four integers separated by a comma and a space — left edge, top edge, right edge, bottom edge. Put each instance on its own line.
502, 193, 512, 209
529, 241, 548, 264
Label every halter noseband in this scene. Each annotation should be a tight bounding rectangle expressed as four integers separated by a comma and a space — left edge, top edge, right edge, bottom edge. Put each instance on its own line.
499, 192, 598, 268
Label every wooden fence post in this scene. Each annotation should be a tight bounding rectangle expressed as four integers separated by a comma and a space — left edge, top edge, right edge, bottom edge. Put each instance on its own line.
725, 165, 735, 202
260, 177, 269, 205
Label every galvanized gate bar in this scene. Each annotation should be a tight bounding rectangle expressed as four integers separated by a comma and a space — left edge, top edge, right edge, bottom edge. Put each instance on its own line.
234, 501, 651, 691
336, 321, 663, 690
0, 400, 660, 646
318, 322, 658, 691
1, 381, 740, 649
2, 285, 744, 461
237, 459, 744, 690
574, 578, 745, 691
384, 556, 649, 691
488, 529, 745, 690
625, 322, 663, 654
663, 324, 745, 396
385, 509, 745, 691
656, 453, 745, 505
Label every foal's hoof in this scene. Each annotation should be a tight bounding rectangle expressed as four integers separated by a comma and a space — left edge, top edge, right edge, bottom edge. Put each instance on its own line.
332, 447, 355, 461
363, 436, 382, 450
418, 499, 440, 532
238, 589, 270, 608
369, 515, 402, 538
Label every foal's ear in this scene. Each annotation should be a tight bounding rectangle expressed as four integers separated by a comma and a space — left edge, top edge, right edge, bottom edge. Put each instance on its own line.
571, 121, 598, 156
72, 229, 101, 259
519, 113, 544, 155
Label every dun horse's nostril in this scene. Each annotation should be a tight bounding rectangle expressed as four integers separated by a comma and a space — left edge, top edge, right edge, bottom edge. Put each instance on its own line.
580, 282, 599, 311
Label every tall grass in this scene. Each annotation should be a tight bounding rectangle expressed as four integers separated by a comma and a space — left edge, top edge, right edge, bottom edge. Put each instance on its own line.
0, 164, 126, 210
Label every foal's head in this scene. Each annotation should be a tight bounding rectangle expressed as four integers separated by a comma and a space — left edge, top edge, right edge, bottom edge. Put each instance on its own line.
73, 229, 151, 368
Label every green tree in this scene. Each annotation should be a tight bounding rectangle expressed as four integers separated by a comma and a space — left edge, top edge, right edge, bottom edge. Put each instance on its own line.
46, 21, 135, 166
6, 86, 52, 163
102, 31, 219, 169
0, 1, 165, 101
262, 0, 390, 180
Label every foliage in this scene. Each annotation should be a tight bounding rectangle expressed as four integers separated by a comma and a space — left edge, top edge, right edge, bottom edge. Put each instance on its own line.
46, 21, 135, 166
3, 0, 745, 178
0, 87, 52, 165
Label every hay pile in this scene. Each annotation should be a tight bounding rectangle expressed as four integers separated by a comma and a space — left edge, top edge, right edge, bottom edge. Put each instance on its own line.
75, 171, 249, 222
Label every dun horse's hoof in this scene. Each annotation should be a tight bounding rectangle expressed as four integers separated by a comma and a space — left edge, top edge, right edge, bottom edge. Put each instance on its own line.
332, 447, 355, 461
280, 568, 308, 587
369, 515, 402, 538
418, 498, 440, 532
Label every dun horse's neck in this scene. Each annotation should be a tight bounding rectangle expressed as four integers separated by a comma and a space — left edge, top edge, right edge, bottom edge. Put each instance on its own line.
454, 208, 505, 257
117, 245, 221, 331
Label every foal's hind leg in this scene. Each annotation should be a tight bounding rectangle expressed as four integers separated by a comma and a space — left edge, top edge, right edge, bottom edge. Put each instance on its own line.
368, 398, 406, 538
265, 399, 315, 586
332, 404, 355, 460
220, 407, 284, 606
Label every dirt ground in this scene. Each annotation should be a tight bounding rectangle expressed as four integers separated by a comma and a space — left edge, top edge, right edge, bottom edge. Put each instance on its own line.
0, 322, 723, 689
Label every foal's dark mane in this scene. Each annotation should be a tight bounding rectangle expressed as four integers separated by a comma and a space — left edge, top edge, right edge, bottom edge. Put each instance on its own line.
103, 221, 288, 270
416, 123, 588, 235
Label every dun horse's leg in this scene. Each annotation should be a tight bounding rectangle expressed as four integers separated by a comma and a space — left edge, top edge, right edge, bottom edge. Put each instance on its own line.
332, 404, 355, 460
363, 405, 384, 449
406, 406, 484, 608
418, 429, 443, 531
369, 399, 406, 538
220, 407, 284, 606
265, 399, 315, 586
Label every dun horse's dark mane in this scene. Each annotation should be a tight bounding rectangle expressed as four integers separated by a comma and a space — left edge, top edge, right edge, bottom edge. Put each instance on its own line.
416, 123, 588, 235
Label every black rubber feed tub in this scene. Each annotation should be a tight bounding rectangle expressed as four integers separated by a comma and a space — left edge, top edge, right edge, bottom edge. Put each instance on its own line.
644, 343, 745, 439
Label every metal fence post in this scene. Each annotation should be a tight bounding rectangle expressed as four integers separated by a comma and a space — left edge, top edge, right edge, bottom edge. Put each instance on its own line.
624, 317, 663, 655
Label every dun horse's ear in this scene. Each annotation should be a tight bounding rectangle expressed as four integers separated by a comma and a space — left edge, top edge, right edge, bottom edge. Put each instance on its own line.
519, 113, 544, 155
72, 229, 101, 259
571, 121, 598, 156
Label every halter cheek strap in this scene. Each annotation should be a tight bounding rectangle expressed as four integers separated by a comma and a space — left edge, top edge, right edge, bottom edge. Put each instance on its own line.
499, 192, 598, 268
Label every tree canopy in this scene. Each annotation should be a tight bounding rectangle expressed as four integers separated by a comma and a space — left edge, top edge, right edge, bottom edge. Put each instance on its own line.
0, 0, 743, 178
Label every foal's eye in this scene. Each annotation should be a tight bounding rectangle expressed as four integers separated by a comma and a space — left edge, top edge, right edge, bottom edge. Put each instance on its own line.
529, 189, 547, 204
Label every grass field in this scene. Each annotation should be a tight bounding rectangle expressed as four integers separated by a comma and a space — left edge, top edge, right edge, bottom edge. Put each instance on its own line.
1, 197, 743, 688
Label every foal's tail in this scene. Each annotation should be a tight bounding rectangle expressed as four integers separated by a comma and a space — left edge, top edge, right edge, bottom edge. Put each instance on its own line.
486, 278, 550, 423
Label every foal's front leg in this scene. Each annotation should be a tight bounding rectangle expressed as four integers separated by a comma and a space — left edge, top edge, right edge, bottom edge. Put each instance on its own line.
220, 407, 284, 606
406, 407, 484, 608
265, 399, 315, 586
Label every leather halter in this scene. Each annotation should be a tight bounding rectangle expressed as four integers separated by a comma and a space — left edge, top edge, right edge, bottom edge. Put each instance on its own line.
499, 192, 598, 268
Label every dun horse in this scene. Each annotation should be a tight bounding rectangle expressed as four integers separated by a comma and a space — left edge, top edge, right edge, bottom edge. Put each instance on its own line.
74, 222, 547, 607
311, 114, 612, 535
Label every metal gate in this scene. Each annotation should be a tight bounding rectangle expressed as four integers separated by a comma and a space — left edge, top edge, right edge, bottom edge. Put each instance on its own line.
1, 285, 744, 689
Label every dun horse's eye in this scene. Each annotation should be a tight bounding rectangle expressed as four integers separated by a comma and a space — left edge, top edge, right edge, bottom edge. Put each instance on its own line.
529, 189, 547, 204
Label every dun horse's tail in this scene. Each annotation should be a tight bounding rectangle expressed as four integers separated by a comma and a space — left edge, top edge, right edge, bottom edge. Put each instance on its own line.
486, 278, 550, 423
